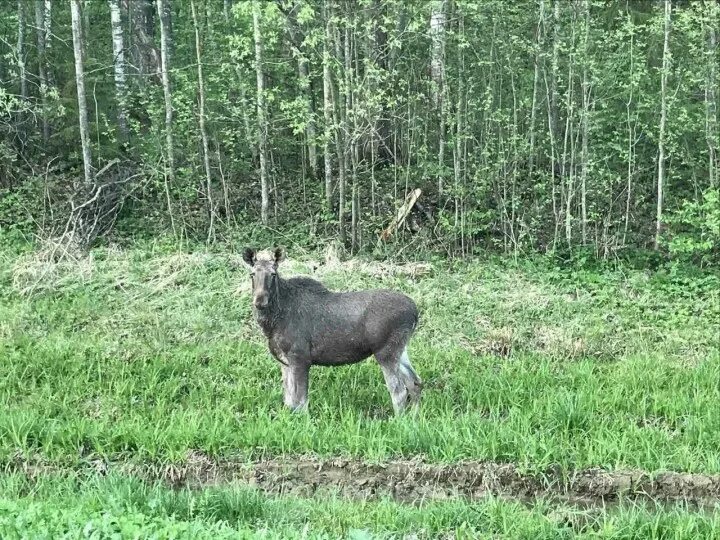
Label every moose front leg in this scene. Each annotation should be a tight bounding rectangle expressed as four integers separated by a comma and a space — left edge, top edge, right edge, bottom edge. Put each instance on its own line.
281, 362, 310, 412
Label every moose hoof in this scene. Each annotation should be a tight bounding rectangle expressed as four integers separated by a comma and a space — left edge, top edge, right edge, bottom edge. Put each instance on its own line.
287, 402, 308, 414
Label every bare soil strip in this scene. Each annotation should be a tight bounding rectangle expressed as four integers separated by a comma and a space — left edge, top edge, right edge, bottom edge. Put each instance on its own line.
8, 453, 720, 507
177, 455, 720, 507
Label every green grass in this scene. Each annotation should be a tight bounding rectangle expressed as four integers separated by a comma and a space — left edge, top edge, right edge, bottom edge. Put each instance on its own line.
1, 243, 718, 471
1, 472, 719, 539
1, 240, 719, 536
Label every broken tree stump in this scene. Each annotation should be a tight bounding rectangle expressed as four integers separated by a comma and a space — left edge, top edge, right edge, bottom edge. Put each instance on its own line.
379, 188, 422, 242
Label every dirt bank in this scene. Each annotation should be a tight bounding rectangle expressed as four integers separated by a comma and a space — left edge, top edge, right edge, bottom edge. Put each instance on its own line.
148, 453, 720, 507
7, 453, 720, 508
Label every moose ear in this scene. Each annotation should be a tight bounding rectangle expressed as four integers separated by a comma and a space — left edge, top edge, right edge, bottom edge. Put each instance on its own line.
273, 247, 285, 265
242, 247, 257, 267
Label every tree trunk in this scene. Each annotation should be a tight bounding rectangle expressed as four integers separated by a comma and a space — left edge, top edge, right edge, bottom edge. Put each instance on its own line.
43, 0, 55, 88
706, 8, 718, 188
547, 0, 561, 247
83, 0, 90, 47
580, 0, 590, 245
371, 0, 391, 165
157, 0, 174, 177
123, 0, 159, 83
156, 0, 175, 231
562, 7, 576, 247
35, 1, 50, 144
322, 0, 334, 211
551, 0, 560, 141
44, 1, 52, 38
345, 7, 357, 251
430, 0, 447, 196
528, 0, 545, 176
333, 17, 347, 244
454, 9, 465, 232
71, 0, 93, 186
191, 0, 215, 240
429, 0, 446, 105
655, 0, 671, 250
17, 1, 27, 105
162, 0, 172, 45
298, 54, 318, 179
623, 4, 636, 246
253, 1, 269, 225
386, 4, 406, 167
108, 0, 129, 148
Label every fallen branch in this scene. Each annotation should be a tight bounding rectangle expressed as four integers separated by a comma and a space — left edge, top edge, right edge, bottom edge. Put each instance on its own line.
379, 188, 422, 242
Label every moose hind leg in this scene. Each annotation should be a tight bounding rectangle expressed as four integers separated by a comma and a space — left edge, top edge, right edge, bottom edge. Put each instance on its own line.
376, 340, 414, 414
281, 364, 310, 412
378, 362, 409, 415
398, 347, 422, 408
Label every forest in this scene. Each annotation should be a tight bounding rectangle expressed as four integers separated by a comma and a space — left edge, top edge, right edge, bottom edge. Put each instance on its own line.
0, 0, 718, 261
1, 1, 720, 538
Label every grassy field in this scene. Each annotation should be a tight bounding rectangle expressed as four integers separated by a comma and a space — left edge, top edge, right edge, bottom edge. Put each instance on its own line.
1, 240, 719, 537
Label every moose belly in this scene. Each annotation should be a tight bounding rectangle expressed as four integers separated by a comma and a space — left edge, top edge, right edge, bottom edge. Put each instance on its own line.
299, 303, 373, 366
310, 336, 372, 366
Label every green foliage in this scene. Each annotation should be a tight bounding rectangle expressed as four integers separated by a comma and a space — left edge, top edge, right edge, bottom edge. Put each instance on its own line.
666, 188, 720, 265
1, 0, 719, 259
0, 173, 52, 238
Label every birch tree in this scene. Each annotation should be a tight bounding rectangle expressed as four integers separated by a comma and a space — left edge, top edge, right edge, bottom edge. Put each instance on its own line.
156, 0, 175, 228
43, 0, 55, 87
546, 0, 561, 244
253, 1, 269, 225
528, 0, 545, 176
429, 0, 447, 196
108, 0, 129, 147
71, 0, 93, 186
191, 0, 215, 239
322, 0, 334, 211
333, 12, 347, 244
706, 4, 718, 188
623, 4, 638, 245
580, 0, 591, 244
17, 1, 27, 106
655, 0, 671, 250
124, 0, 159, 85
35, 1, 49, 143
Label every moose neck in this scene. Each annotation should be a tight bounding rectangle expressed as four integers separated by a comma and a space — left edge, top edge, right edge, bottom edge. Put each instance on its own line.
254, 275, 286, 336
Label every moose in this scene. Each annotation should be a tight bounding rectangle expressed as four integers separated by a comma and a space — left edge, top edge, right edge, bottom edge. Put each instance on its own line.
242, 247, 422, 414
